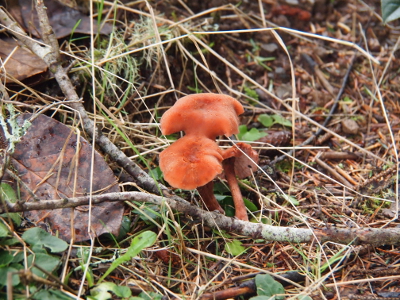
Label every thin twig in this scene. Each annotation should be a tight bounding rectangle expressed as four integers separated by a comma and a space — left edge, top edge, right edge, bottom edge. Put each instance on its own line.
1, 191, 399, 246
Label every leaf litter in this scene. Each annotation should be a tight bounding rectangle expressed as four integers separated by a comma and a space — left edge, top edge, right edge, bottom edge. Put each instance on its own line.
4, 114, 124, 242
0, 0, 399, 299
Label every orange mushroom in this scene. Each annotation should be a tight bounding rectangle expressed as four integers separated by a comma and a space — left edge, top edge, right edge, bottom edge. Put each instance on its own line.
161, 93, 244, 139
159, 135, 225, 213
159, 93, 257, 220
221, 143, 259, 221
159, 135, 223, 190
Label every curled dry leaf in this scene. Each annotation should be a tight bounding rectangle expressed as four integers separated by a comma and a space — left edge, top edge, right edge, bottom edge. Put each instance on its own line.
220, 142, 259, 179
232, 143, 259, 179
4, 114, 124, 242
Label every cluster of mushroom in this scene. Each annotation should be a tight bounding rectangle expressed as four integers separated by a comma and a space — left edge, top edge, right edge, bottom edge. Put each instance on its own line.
159, 93, 259, 221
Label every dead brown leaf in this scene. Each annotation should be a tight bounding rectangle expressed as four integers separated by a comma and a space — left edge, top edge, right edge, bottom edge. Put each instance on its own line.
0, 38, 47, 82
6, 114, 124, 242
18, 0, 112, 39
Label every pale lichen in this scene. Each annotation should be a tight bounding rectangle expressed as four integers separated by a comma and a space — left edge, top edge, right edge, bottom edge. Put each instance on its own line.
0, 104, 31, 154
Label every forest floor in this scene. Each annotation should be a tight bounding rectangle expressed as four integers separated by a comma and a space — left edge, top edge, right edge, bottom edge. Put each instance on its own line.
0, 0, 400, 299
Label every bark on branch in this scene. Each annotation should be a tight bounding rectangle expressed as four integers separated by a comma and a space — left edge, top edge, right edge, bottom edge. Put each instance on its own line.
1, 191, 399, 246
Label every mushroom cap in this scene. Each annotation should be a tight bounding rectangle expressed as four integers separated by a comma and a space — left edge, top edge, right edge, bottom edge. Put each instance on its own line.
159, 135, 224, 190
161, 93, 244, 139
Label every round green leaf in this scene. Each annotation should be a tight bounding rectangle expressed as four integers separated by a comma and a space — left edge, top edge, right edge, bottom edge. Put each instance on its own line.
22, 227, 68, 253
225, 239, 246, 256
258, 114, 274, 128
382, 0, 400, 22
255, 274, 285, 299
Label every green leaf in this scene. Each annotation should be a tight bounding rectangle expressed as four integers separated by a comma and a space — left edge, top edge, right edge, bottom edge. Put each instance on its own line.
27, 253, 61, 278
283, 194, 299, 206
32, 289, 74, 300
138, 291, 163, 300
249, 296, 271, 300
0, 266, 20, 287
213, 182, 230, 194
243, 198, 258, 212
382, 0, 400, 22
132, 203, 161, 224
112, 285, 132, 298
255, 274, 285, 299
0, 183, 22, 225
0, 221, 9, 238
258, 114, 274, 128
98, 231, 157, 283
0, 237, 19, 246
241, 128, 267, 142
149, 167, 163, 181
272, 114, 292, 127
0, 212, 21, 227
0, 182, 17, 202
22, 227, 68, 253
90, 282, 132, 300
237, 125, 248, 140
0, 250, 13, 267
225, 239, 246, 256
217, 196, 235, 217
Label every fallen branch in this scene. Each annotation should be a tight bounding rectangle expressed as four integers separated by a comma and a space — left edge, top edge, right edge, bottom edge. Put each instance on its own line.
1, 191, 399, 246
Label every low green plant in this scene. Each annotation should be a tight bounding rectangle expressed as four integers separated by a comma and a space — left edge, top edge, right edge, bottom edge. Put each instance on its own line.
0, 182, 21, 227
213, 182, 258, 216
249, 274, 285, 300
77, 231, 158, 300
237, 113, 292, 142
258, 114, 292, 128
0, 225, 69, 299
381, 0, 400, 23
244, 86, 259, 101
225, 239, 246, 256
89, 282, 162, 300
238, 125, 267, 142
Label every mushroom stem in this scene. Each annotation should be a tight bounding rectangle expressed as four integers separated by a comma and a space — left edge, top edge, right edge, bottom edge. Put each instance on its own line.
222, 157, 248, 221
197, 181, 225, 214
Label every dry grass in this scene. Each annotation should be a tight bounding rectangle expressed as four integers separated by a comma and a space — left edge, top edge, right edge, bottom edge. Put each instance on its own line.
1, 0, 400, 299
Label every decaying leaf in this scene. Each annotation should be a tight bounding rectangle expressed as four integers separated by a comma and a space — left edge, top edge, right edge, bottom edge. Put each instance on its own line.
19, 0, 112, 39
233, 143, 259, 179
0, 38, 47, 82
6, 114, 124, 242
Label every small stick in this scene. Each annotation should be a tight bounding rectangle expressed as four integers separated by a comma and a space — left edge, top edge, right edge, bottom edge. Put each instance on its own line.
319, 151, 359, 160
315, 157, 353, 189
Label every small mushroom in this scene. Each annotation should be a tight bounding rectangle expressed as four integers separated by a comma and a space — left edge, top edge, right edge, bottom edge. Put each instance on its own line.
159, 135, 223, 190
159, 93, 256, 219
221, 143, 259, 221
159, 135, 225, 213
161, 93, 244, 139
